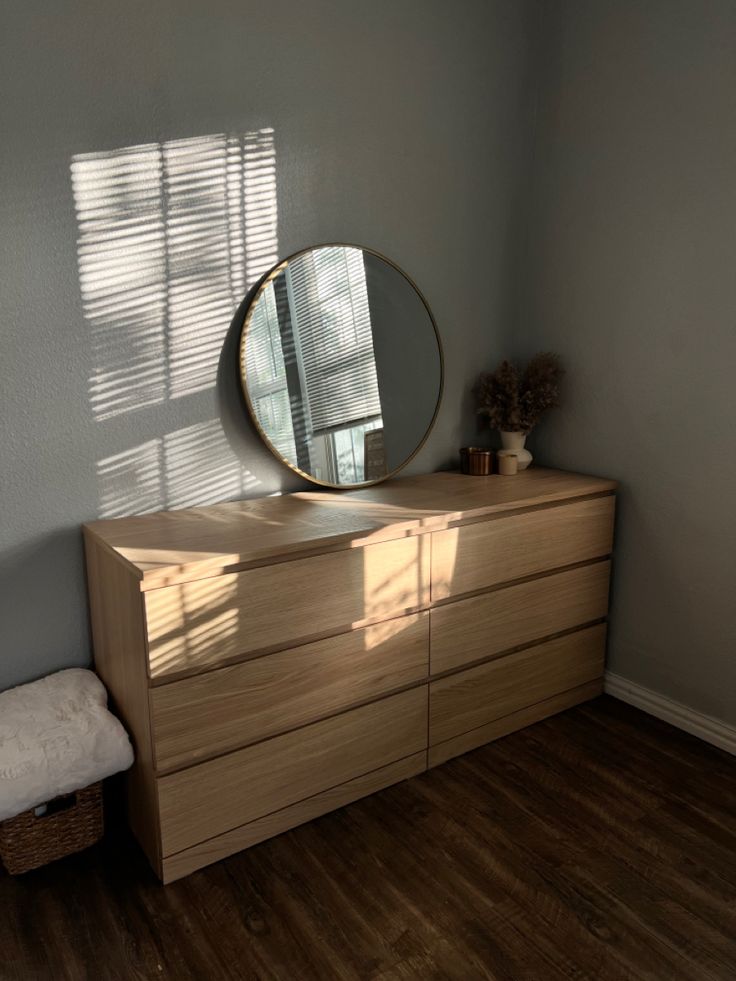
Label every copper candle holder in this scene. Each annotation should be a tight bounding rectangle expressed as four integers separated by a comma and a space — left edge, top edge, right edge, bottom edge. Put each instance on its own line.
460, 447, 493, 476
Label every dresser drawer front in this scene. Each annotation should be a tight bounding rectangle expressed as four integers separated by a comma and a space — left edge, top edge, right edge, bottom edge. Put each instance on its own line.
151, 613, 429, 771
157, 686, 428, 855
429, 624, 606, 746
430, 561, 610, 676
145, 535, 430, 679
431, 496, 614, 601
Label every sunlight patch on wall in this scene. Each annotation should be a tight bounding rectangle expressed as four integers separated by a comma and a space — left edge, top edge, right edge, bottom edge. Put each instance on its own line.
71, 129, 278, 517
96, 420, 260, 518
71, 144, 168, 419
71, 129, 279, 421
243, 129, 279, 287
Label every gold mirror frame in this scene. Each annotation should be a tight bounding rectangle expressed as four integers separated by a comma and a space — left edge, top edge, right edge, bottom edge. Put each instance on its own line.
238, 243, 444, 489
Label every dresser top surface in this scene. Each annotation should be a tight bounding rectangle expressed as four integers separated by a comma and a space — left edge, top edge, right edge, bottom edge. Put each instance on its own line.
84, 468, 616, 590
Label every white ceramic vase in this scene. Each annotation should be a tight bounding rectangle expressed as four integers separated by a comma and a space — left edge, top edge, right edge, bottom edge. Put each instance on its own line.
499, 431, 532, 470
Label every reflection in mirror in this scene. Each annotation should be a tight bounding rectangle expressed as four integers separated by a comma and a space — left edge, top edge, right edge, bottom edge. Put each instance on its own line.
240, 245, 442, 488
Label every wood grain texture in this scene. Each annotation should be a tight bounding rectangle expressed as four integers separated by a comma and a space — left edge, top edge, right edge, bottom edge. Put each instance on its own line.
157, 686, 428, 855
432, 494, 615, 600
144, 534, 430, 679
429, 624, 607, 746
161, 752, 427, 883
428, 679, 603, 766
151, 613, 429, 772
431, 560, 611, 675
82, 466, 618, 885
4, 697, 736, 981
83, 468, 616, 589
82, 532, 161, 876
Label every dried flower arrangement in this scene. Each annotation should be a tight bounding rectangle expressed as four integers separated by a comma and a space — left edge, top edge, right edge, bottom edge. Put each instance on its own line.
476, 352, 564, 434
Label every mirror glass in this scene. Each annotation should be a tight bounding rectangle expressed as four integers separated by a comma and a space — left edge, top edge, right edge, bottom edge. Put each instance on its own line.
240, 244, 442, 487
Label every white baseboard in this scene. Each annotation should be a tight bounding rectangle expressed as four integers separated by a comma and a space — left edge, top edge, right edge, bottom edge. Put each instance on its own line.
604, 671, 736, 756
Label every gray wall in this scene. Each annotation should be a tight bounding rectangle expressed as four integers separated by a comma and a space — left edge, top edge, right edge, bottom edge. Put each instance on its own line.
0, 1, 538, 690
512, 0, 736, 724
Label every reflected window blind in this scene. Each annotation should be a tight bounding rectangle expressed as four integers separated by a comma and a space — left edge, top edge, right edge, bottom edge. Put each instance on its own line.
245, 282, 297, 460
287, 247, 381, 434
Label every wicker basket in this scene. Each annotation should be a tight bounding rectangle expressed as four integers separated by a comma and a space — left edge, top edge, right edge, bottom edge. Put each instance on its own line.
0, 782, 103, 875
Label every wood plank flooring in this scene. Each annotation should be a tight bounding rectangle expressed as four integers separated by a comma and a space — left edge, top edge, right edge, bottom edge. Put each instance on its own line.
2, 695, 735, 980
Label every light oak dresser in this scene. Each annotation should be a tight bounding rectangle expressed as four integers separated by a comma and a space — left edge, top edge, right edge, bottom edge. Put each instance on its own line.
83, 467, 616, 882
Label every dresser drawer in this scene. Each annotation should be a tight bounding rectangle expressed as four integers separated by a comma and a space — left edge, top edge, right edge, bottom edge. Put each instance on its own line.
157, 686, 428, 855
151, 612, 429, 771
145, 535, 430, 679
430, 561, 610, 676
429, 623, 606, 746
431, 495, 614, 601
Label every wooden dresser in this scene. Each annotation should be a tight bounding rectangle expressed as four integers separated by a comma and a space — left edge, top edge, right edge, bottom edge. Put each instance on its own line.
83, 468, 616, 882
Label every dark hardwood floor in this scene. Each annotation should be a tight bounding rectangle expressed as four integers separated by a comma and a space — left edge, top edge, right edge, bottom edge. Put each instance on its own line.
2, 695, 735, 981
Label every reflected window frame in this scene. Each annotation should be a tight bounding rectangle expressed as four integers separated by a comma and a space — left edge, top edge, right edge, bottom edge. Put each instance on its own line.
239, 242, 444, 490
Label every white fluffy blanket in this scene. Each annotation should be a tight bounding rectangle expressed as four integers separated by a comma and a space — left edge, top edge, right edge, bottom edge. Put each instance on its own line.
0, 668, 134, 822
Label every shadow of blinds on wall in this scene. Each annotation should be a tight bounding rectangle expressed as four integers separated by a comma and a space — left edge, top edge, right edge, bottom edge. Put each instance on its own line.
70, 129, 278, 517
288, 247, 382, 434
71, 129, 278, 422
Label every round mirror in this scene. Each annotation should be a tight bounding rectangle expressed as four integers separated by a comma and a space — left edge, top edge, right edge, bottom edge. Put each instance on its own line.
239, 244, 443, 488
